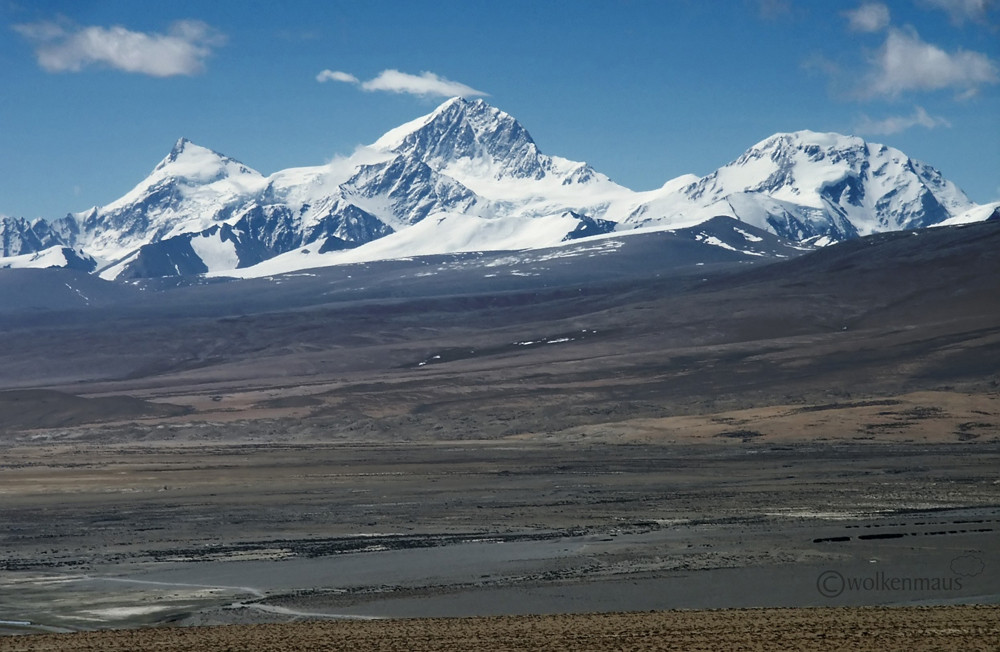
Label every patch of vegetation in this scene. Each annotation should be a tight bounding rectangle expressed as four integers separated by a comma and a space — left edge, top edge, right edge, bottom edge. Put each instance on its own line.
899, 406, 946, 419
791, 399, 901, 414
715, 429, 764, 442
955, 421, 992, 441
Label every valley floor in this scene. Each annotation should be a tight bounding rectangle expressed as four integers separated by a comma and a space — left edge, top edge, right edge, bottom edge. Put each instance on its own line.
1, 223, 998, 645
2, 391, 997, 636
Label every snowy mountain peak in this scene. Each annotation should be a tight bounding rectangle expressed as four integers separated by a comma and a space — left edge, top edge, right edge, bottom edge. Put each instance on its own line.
373, 97, 509, 149
673, 128, 975, 239
752, 130, 866, 153
373, 97, 547, 181
731, 131, 883, 183
64, 139, 268, 262
151, 138, 261, 184
169, 136, 193, 156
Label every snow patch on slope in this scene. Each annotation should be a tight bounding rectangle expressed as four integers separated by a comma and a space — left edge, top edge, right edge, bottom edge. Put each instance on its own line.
212, 211, 591, 279
189, 231, 240, 272
934, 201, 1000, 227
0, 246, 94, 270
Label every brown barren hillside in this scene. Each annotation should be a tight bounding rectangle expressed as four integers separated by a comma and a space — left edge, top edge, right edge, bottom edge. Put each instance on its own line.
2, 224, 998, 642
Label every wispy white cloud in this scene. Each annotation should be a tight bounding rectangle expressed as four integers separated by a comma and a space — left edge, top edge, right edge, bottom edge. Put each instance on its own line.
13, 18, 224, 77
859, 27, 998, 98
317, 68, 487, 98
855, 105, 952, 134
845, 3, 891, 32
316, 69, 358, 83
919, 0, 996, 25
361, 70, 487, 97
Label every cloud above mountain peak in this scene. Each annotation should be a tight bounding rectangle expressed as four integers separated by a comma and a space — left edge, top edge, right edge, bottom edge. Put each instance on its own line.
317, 68, 487, 98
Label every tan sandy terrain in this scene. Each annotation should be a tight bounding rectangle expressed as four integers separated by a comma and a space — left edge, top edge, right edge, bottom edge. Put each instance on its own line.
553, 390, 1000, 444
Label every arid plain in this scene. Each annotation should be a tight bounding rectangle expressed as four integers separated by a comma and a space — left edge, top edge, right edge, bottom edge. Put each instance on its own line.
1, 223, 998, 647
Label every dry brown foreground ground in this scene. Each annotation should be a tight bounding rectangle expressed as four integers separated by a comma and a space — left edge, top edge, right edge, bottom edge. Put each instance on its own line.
2, 606, 998, 652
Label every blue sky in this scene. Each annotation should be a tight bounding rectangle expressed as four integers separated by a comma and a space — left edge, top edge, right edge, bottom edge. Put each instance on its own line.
2, 0, 998, 220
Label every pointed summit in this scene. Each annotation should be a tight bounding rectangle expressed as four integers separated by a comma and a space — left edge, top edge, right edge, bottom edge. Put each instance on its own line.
372, 97, 547, 180
372, 97, 478, 150
157, 137, 218, 168
170, 136, 193, 156
75, 138, 267, 261
151, 139, 261, 184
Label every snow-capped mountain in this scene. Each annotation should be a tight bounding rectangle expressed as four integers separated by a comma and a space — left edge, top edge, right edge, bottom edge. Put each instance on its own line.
0, 244, 96, 272
60, 138, 268, 271
624, 130, 979, 242
1, 98, 993, 279
87, 98, 633, 280
1, 215, 64, 257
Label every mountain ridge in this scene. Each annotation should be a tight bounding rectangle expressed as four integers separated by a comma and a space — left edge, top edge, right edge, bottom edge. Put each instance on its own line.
1, 98, 994, 278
